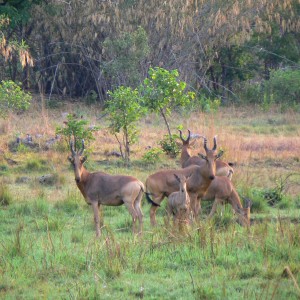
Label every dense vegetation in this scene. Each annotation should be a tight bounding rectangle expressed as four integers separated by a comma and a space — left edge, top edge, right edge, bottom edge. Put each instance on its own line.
0, 0, 299, 107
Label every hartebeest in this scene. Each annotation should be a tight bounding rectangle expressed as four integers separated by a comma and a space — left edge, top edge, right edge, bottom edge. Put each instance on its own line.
145, 136, 224, 225
68, 140, 144, 237
167, 174, 191, 228
179, 130, 234, 179
202, 176, 251, 226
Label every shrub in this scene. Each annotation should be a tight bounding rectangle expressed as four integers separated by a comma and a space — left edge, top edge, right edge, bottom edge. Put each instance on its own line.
0, 80, 31, 118
142, 147, 163, 164
56, 113, 99, 152
265, 68, 300, 105
159, 134, 181, 158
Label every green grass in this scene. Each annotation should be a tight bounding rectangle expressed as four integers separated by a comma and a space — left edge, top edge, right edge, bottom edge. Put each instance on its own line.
0, 105, 299, 299
1, 196, 300, 299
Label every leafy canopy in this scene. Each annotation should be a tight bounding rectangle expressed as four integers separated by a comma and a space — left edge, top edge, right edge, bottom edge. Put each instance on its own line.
142, 67, 194, 115
105, 86, 147, 161
0, 80, 31, 118
56, 114, 99, 151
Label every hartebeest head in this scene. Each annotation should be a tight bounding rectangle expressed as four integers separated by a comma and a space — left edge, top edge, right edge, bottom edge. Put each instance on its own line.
68, 139, 86, 183
198, 136, 224, 180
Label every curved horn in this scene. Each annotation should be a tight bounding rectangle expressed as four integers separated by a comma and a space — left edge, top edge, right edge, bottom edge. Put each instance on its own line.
78, 139, 85, 156
202, 136, 208, 151
179, 130, 183, 141
70, 140, 76, 156
212, 135, 218, 151
179, 129, 191, 143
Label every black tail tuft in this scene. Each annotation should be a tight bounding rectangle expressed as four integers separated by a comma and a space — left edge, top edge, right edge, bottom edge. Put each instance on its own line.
145, 192, 160, 207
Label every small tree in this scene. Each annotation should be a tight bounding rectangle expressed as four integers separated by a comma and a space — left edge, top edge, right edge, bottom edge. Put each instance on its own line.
105, 86, 147, 162
141, 67, 195, 138
56, 114, 99, 151
0, 80, 31, 118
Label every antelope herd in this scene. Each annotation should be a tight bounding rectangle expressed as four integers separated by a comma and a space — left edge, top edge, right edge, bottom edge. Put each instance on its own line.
68, 131, 251, 237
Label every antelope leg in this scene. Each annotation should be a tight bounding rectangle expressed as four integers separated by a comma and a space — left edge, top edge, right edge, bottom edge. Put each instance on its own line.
150, 205, 159, 226
92, 201, 101, 238
124, 202, 138, 234
208, 198, 222, 219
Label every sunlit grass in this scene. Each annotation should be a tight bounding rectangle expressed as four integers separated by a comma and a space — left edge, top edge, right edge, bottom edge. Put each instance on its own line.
0, 102, 299, 299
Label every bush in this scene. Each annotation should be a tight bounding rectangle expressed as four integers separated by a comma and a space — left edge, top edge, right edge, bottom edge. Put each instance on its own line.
192, 95, 221, 112
56, 113, 99, 152
0, 80, 31, 118
142, 147, 163, 164
265, 68, 300, 105
238, 68, 300, 109
240, 188, 268, 213
159, 134, 181, 158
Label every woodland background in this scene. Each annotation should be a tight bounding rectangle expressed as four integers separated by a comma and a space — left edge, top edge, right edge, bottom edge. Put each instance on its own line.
0, 0, 299, 107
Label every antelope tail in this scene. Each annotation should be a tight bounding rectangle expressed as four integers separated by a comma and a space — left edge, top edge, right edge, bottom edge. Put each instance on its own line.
145, 192, 161, 207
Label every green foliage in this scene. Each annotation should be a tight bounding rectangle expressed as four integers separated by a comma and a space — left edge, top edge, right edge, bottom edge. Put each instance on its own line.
241, 188, 268, 213
262, 174, 296, 207
141, 67, 195, 137
159, 134, 181, 158
238, 69, 300, 110
103, 26, 150, 87
0, 80, 31, 118
56, 113, 99, 151
16, 143, 30, 153
141, 147, 163, 164
193, 95, 221, 112
105, 86, 147, 162
265, 68, 300, 105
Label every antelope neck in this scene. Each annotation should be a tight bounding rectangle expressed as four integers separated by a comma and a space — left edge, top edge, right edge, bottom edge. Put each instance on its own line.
76, 167, 90, 197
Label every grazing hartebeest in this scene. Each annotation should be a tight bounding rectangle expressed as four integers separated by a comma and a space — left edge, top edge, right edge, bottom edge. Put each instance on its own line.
179, 130, 234, 179
145, 136, 224, 225
202, 176, 251, 226
167, 174, 191, 228
68, 140, 144, 237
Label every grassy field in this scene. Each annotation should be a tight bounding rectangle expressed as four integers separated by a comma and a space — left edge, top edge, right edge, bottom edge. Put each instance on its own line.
0, 100, 300, 299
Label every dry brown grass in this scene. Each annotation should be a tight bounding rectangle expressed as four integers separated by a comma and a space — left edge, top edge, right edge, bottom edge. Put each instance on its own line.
0, 98, 299, 199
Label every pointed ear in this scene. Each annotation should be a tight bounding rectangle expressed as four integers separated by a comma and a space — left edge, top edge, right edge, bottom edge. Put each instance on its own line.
174, 174, 180, 182
81, 156, 87, 163
216, 150, 224, 159
198, 153, 207, 160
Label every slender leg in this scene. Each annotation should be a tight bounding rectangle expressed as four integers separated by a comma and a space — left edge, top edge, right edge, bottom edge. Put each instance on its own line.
190, 193, 200, 221
92, 202, 101, 238
150, 205, 159, 226
208, 198, 221, 219
124, 202, 138, 234
98, 203, 104, 227
134, 191, 144, 234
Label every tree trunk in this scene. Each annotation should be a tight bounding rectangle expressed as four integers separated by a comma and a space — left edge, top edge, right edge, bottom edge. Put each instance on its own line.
160, 108, 172, 139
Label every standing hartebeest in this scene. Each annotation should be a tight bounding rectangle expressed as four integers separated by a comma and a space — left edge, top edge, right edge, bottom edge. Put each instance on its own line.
179, 130, 234, 179
68, 140, 144, 237
202, 176, 251, 226
179, 130, 250, 225
167, 174, 192, 228
145, 136, 224, 225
